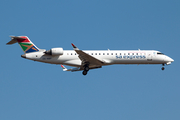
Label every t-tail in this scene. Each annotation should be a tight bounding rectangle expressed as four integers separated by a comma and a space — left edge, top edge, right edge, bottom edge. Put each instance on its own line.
7, 36, 39, 53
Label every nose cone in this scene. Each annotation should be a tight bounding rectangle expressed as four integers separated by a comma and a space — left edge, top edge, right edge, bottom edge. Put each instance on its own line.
167, 57, 174, 62
171, 58, 174, 62
164, 56, 174, 65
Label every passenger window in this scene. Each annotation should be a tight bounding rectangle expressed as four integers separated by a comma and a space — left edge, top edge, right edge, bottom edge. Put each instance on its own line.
107, 53, 109, 55
99, 53, 101, 55
95, 53, 97, 55
103, 53, 105, 55
111, 53, 113, 55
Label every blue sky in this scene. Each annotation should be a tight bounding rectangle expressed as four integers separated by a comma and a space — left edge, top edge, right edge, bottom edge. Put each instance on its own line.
1, 0, 180, 120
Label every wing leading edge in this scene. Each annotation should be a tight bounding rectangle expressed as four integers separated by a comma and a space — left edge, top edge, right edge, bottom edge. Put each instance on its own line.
71, 43, 104, 68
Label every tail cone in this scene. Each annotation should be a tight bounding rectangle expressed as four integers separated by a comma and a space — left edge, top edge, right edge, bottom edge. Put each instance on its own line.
21, 54, 26, 58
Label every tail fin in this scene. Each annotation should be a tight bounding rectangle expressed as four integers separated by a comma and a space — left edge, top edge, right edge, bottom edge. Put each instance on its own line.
7, 36, 39, 53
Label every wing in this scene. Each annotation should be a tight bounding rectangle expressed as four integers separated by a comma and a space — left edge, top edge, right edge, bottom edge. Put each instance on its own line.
61, 64, 80, 71
71, 43, 104, 68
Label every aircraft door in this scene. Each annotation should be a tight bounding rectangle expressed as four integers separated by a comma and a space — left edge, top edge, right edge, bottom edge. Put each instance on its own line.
147, 52, 152, 61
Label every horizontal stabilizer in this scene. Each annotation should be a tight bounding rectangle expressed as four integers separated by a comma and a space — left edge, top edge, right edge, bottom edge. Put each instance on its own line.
6, 39, 17, 45
10, 36, 27, 40
7, 36, 27, 45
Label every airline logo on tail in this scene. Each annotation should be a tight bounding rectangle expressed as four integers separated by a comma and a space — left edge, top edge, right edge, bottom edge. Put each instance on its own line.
19, 42, 39, 53
7, 36, 39, 53
17, 36, 39, 53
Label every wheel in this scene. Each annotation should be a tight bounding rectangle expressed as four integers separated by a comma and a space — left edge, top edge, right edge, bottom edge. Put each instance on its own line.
82, 70, 88, 75
161, 67, 165, 70
84, 66, 89, 71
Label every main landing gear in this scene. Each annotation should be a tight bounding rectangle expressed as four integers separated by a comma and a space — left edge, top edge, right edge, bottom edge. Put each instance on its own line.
82, 65, 89, 75
161, 64, 165, 70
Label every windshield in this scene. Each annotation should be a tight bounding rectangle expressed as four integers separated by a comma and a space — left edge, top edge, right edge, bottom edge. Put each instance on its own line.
157, 52, 164, 55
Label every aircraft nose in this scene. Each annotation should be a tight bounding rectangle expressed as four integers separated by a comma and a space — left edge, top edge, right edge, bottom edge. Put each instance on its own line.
165, 56, 174, 62
170, 58, 174, 62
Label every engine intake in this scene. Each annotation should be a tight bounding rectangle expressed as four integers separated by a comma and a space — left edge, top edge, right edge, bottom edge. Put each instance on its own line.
45, 48, 63, 55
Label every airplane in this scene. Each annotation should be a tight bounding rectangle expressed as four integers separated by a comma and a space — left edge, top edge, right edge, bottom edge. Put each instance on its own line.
7, 36, 174, 75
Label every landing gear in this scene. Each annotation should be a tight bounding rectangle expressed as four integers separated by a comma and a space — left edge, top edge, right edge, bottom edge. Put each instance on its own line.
82, 64, 89, 75
161, 67, 165, 70
84, 66, 89, 71
82, 70, 88, 75
161, 64, 165, 70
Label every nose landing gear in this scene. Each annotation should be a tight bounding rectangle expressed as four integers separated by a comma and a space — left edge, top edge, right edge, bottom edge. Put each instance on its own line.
161, 67, 165, 70
161, 64, 165, 70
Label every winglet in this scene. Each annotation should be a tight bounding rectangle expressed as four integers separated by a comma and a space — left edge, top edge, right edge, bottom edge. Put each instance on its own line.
61, 65, 68, 71
61, 65, 81, 72
71, 43, 79, 50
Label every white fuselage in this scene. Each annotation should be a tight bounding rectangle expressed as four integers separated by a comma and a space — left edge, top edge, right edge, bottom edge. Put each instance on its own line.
7, 36, 174, 75
23, 50, 174, 67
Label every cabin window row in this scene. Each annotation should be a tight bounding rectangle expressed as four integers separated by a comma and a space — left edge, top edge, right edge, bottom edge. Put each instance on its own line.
67, 53, 146, 55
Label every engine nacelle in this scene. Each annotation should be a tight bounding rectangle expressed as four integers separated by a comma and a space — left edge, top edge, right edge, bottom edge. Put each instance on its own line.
45, 48, 63, 56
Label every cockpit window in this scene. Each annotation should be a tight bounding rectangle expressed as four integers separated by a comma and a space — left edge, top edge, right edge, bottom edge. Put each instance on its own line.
157, 52, 164, 55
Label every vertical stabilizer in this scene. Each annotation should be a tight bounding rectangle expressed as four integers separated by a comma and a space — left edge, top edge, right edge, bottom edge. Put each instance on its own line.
7, 36, 39, 53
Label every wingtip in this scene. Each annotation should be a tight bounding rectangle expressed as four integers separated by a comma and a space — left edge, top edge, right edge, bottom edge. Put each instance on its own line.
71, 43, 77, 48
61, 65, 65, 69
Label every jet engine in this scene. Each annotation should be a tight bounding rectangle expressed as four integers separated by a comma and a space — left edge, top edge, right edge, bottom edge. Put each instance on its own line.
45, 48, 63, 55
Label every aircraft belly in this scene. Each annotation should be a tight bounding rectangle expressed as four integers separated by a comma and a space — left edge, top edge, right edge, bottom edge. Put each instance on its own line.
63, 60, 81, 67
